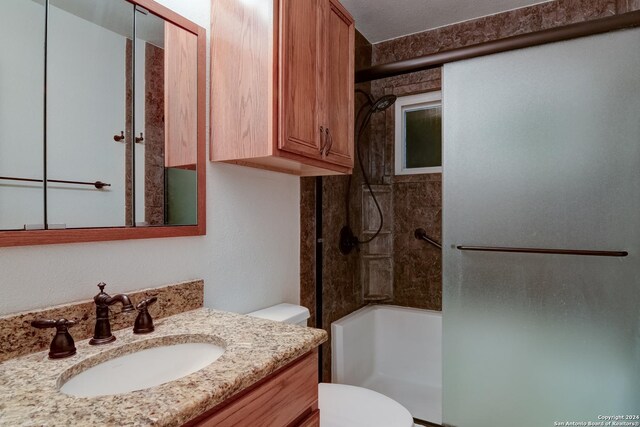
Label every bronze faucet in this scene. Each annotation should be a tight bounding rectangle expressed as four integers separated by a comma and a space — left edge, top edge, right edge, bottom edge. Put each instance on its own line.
89, 283, 135, 345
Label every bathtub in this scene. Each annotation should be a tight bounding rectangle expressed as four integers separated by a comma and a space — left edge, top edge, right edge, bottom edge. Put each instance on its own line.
331, 305, 442, 424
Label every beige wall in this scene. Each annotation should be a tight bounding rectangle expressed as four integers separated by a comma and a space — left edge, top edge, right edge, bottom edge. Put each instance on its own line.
0, 0, 301, 316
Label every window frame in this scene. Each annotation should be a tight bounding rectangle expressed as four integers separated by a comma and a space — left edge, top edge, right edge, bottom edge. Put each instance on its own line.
394, 91, 443, 175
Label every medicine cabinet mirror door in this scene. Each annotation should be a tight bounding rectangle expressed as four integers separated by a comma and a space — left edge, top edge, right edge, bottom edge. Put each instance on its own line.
134, 8, 199, 227
0, 0, 46, 232
0, 0, 205, 247
47, 0, 134, 229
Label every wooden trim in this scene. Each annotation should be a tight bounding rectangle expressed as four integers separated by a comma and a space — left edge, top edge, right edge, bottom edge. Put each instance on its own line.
276, 150, 351, 175
126, 0, 201, 35
270, 0, 280, 157
224, 157, 345, 177
326, 0, 354, 23
196, 25, 207, 237
0, 226, 204, 248
356, 9, 640, 82
0, 0, 207, 248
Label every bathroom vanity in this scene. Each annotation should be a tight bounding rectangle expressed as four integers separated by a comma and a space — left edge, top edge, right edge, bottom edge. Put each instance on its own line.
0, 307, 326, 426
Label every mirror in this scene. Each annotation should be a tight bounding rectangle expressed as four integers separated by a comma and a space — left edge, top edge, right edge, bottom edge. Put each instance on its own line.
134, 9, 198, 227
0, 0, 46, 231
48, 0, 134, 229
0, 0, 204, 245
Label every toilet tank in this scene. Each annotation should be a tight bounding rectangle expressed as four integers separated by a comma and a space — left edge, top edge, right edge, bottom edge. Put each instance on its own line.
247, 303, 311, 326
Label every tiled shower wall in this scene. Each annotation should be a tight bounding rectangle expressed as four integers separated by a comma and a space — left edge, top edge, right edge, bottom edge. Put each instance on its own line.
301, 0, 640, 382
125, 41, 165, 226
300, 31, 372, 381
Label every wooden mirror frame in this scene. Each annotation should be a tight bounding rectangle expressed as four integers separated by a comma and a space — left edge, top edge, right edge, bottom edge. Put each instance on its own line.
0, 0, 206, 248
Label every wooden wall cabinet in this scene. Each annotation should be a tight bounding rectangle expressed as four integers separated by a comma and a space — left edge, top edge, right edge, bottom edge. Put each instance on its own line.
211, 0, 355, 176
185, 350, 320, 427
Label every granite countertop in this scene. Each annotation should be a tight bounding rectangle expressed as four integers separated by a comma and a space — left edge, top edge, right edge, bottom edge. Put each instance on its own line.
0, 308, 327, 427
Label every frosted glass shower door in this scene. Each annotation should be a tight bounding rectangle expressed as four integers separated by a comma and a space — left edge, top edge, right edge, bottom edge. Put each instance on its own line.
442, 28, 640, 427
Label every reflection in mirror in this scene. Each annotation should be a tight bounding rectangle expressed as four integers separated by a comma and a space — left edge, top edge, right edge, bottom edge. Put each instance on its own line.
135, 10, 198, 226
0, 0, 201, 239
47, 0, 133, 229
0, 0, 46, 231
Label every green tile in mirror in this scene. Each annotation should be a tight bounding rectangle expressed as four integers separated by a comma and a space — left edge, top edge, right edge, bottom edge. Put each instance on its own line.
166, 168, 197, 226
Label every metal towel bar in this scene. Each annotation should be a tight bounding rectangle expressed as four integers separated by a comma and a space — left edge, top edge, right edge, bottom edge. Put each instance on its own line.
456, 245, 628, 257
415, 228, 442, 250
0, 176, 110, 189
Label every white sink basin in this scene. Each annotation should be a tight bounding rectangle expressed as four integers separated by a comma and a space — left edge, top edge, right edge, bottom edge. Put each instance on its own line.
60, 342, 225, 397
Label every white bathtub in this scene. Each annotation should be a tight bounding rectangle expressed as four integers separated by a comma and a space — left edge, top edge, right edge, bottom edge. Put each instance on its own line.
331, 305, 442, 424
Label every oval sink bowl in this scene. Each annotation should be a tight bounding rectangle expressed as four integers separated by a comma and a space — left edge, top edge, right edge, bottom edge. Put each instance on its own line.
60, 342, 225, 397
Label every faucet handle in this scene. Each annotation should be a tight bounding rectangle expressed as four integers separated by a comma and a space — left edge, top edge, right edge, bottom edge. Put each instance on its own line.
134, 296, 158, 334
97, 282, 107, 293
31, 318, 77, 330
31, 318, 77, 359
136, 296, 157, 310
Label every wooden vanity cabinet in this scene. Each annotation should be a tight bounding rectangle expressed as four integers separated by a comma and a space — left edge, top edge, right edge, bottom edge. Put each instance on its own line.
185, 350, 320, 427
211, 0, 354, 176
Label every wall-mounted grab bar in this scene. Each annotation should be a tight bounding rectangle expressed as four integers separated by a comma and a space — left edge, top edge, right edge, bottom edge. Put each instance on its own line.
456, 245, 628, 257
0, 176, 110, 190
415, 228, 442, 249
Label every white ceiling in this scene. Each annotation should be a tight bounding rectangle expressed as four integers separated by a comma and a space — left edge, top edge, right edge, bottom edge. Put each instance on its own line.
341, 0, 553, 44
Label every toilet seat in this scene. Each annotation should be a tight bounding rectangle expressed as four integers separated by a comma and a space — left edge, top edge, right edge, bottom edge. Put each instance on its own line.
318, 383, 414, 427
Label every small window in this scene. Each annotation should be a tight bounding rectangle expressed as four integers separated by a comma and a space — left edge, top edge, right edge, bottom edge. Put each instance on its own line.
394, 91, 442, 175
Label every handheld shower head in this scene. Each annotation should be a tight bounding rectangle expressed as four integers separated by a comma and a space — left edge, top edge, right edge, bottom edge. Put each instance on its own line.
371, 94, 397, 112
339, 93, 398, 255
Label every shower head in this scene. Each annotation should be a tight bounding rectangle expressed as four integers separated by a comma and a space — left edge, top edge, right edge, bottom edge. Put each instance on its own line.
371, 94, 397, 112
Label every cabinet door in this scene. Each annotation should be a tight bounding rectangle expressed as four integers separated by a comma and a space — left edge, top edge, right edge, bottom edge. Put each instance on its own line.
297, 410, 320, 427
323, 0, 354, 168
279, 0, 324, 159
187, 351, 319, 427
165, 22, 198, 169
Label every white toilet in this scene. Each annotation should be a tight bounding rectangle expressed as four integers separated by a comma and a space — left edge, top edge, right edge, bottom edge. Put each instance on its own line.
248, 304, 414, 427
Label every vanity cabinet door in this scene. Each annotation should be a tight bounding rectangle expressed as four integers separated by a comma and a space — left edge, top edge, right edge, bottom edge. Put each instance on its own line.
298, 410, 320, 427
322, 0, 354, 168
279, 0, 325, 160
186, 350, 319, 427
